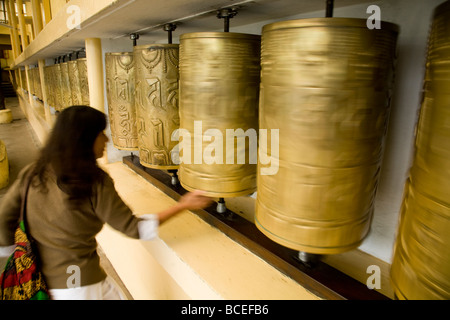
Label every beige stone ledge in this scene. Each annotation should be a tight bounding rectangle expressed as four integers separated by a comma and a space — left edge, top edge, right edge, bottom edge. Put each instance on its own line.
97, 161, 320, 300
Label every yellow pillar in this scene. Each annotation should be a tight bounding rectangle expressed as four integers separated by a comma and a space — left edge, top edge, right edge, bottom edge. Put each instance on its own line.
16, 0, 30, 48
85, 38, 108, 163
6, 0, 21, 58
31, 0, 44, 36
85, 38, 105, 113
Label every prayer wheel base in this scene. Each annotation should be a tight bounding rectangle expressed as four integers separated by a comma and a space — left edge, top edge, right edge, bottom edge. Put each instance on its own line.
112, 145, 138, 152
122, 155, 389, 300
180, 180, 256, 198
254, 208, 369, 255
296, 251, 321, 268
140, 162, 179, 171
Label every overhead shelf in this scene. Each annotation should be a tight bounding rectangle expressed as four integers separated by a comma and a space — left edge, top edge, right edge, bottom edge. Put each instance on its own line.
12, 0, 373, 68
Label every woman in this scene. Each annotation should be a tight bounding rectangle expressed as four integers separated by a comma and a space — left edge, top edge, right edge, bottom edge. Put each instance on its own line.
0, 105, 212, 299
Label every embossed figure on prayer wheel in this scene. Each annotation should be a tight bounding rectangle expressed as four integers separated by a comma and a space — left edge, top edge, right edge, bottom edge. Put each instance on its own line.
77, 58, 90, 105
178, 32, 260, 197
32, 67, 42, 100
53, 63, 64, 111
134, 44, 180, 169
27, 68, 35, 95
68, 60, 82, 106
20, 69, 26, 91
105, 52, 138, 151
255, 18, 399, 255
391, 1, 450, 300
44, 66, 54, 108
60, 62, 72, 110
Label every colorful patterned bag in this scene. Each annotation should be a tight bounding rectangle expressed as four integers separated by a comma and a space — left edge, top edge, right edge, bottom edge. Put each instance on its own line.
0, 176, 50, 300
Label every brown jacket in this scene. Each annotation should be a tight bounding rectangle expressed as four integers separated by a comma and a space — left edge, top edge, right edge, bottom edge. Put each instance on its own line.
0, 164, 144, 289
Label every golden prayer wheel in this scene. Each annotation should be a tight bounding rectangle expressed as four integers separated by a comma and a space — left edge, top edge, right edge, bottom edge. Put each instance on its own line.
391, 1, 450, 299
60, 62, 72, 109
77, 58, 90, 105
27, 68, 34, 95
255, 18, 399, 254
30, 68, 36, 95
44, 66, 54, 108
178, 32, 260, 197
33, 68, 39, 97
53, 64, 64, 111
68, 60, 82, 105
35, 68, 42, 101
105, 52, 138, 151
20, 69, 26, 91
134, 44, 180, 169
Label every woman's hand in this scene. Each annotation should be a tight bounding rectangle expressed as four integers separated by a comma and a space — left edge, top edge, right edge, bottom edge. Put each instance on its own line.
156, 190, 213, 224
178, 190, 214, 211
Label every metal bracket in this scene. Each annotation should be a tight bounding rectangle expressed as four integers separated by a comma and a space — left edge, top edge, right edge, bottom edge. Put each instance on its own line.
326, 0, 334, 17
216, 8, 238, 32
163, 23, 177, 44
130, 33, 140, 47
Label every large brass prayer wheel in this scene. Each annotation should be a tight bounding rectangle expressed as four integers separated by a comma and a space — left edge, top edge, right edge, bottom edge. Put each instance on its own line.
32, 67, 42, 100
178, 32, 260, 197
20, 69, 26, 91
255, 18, 399, 254
44, 66, 54, 108
68, 60, 82, 105
77, 58, 90, 105
45, 64, 64, 111
60, 62, 72, 109
134, 44, 180, 169
391, 1, 450, 300
105, 52, 138, 151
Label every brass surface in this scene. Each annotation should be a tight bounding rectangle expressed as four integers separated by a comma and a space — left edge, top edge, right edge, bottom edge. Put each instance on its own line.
77, 58, 90, 105
53, 64, 64, 111
59, 62, 72, 110
44, 66, 53, 108
255, 18, 398, 254
68, 60, 82, 106
134, 44, 180, 169
35, 68, 42, 101
178, 32, 261, 197
20, 69, 26, 91
28, 68, 35, 95
105, 52, 138, 151
391, 1, 450, 299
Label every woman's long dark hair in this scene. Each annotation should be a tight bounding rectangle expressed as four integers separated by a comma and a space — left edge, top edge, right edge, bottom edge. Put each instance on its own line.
32, 105, 107, 199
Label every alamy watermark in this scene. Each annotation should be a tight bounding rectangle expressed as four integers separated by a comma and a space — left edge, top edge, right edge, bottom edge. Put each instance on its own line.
366, 264, 381, 290
66, 5, 81, 30
367, 5, 381, 29
66, 265, 81, 288
170, 121, 279, 175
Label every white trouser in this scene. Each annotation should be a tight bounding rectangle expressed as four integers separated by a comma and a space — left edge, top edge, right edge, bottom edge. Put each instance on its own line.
49, 276, 126, 300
